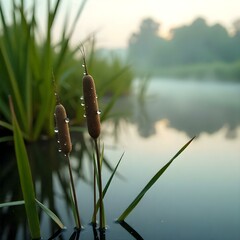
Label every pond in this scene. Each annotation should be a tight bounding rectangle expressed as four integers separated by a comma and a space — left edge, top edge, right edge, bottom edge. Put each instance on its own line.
1, 78, 240, 239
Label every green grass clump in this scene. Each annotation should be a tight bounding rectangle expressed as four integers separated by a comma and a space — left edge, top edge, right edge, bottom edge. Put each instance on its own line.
0, 0, 134, 142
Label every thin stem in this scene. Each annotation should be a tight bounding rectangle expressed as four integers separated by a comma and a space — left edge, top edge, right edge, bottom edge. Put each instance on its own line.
94, 138, 104, 230
93, 159, 97, 224
66, 154, 81, 229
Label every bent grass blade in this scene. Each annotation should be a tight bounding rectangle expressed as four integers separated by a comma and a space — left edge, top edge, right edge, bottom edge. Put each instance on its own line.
35, 199, 65, 229
9, 96, 41, 238
0, 199, 65, 230
0, 200, 25, 208
117, 137, 195, 222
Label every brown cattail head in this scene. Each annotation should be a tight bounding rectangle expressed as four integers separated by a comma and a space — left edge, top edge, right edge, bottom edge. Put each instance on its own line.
82, 74, 101, 139
54, 104, 72, 155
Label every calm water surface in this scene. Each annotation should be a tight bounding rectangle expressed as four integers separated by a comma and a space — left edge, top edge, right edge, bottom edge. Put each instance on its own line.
1, 79, 240, 239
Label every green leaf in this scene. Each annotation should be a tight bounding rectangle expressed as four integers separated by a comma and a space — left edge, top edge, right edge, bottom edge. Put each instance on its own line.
9, 96, 41, 238
35, 199, 65, 229
117, 137, 195, 222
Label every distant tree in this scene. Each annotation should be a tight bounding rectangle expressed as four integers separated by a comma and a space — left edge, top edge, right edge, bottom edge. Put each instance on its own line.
233, 19, 240, 35
128, 17, 240, 71
128, 18, 167, 68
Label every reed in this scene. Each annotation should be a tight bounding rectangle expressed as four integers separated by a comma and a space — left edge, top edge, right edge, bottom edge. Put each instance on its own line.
54, 100, 81, 229
81, 49, 104, 230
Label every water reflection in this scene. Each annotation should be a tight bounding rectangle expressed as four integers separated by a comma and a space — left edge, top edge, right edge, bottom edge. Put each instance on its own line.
119, 79, 240, 138
118, 221, 144, 240
0, 131, 144, 239
1, 79, 240, 239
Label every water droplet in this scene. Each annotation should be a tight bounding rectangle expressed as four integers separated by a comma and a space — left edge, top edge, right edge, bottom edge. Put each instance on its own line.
81, 102, 85, 106
97, 110, 101, 115
83, 114, 86, 118
64, 154, 67, 157
64, 118, 70, 123
57, 140, 60, 143
83, 72, 86, 75
82, 64, 85, 67
80, 96, 84, 100
64, 143, 67, 146
96, 95, 98, 99
58, 149, 62, 153
54, 92, 57, 96
54, 113, 56, 116
54, 128, 59, 133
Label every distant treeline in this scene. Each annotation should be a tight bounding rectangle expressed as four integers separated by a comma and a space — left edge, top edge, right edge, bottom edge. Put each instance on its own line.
127, 17, 240, 81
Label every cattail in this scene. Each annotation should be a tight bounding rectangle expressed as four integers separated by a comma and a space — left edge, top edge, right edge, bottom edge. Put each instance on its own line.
82, 74, 101, 139
54, 104, 72, 155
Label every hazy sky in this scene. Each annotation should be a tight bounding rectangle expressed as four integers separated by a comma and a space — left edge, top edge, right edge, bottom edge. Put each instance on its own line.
2, 0, 240, 48
71, 0, 240, 48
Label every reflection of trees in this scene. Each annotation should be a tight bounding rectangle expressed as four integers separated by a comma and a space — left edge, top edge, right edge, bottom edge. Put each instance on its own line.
125, 81, 240, 138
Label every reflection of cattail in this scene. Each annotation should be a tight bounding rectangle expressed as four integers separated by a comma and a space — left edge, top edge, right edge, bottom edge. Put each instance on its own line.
54, 104, 72, 155
83, 74, 101, 139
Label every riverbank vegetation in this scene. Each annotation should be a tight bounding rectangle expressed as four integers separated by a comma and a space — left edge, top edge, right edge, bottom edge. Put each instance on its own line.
128, 17, 240, 81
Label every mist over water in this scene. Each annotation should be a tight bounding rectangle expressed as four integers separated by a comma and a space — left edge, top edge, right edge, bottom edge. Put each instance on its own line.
126, 78, 240, 139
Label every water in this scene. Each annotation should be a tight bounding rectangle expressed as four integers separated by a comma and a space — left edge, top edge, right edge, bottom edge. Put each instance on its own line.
1, 79, 240, 239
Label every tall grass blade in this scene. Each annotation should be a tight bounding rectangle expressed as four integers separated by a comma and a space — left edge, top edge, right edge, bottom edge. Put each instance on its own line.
0, 41, 26, 132
35, 199, 65, 229
117, 137, 195, 222
9, 96, 41, 238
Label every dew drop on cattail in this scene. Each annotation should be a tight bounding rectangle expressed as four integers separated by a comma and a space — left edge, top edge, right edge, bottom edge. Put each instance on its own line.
97, 110, 101, 115
83, 114, 86, 118
57, 140, 60, 143
54, 128, 59, 133
58, 149, 62, 152
80, 96, 84, 101
81, 103, 85, 106
64, 118, 70, 123
82, 64, 85, 67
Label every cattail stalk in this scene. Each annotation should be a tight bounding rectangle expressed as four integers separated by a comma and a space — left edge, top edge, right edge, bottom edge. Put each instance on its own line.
82, 55, 104, 230
54, 103, 81, 229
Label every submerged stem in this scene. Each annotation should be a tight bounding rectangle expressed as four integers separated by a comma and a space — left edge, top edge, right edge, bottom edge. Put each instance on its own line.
66, 154, 81, 229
